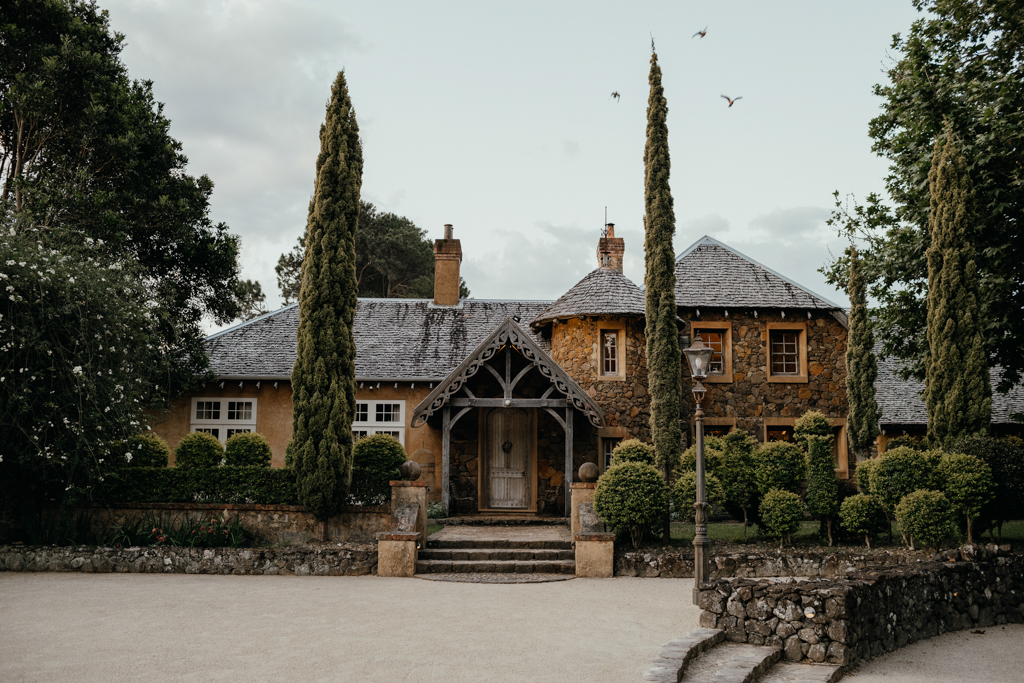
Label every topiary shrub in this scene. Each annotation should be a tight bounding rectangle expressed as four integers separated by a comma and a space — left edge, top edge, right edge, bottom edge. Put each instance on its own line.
794, 410, 833, 451
174, 432, 224, 469
805, 434, 840, 546
855, 457, 877, 495
895, 489, 957, 551
122, 433, 171, 467
679, 435, 726, 477
950, 435, 1024, 542
224, 432, 272, 468
754, 441, 805, 496
870, 446, 936, 514
610, 439, 656, 467
720, 430, 761, 540
839, 493, 888, 547
594, 461, 668, 549
669, 470, 725, 522
936, 452, 994, 543
884, 434, 926, 451
348, 434, 407, 506
759, 489, 804, 547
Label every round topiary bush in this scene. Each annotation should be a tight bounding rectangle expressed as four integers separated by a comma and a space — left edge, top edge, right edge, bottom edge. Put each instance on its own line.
759, 488, 804, 547
349, 434, 407, 506
839, 493, 888, 547
593, 461, 668, 549
679, 434, 726, 478
224, 432, 272, 467
174, 432, 224, 469
123, 432, 171, 467
610, 439, 656, 467
936, 451, 994, 543
950, 435, 1024, 541
884, 434, 925, 452
871, 446, 936, 514
895, 489, 957, 551
669, 470, 725, 522
794, 410, 833, 451
754, 441, 805, 496
855, 457, 877, 495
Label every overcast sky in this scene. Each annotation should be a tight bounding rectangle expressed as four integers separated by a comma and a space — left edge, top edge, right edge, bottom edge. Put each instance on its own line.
101, 1, 922, 326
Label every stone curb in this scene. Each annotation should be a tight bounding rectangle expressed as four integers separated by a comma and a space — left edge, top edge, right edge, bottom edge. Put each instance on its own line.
642, 627, 725, 682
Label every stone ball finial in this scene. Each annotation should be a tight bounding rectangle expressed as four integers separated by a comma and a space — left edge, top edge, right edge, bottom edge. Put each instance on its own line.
400, 460, 421, 481
579, 462, 599, 483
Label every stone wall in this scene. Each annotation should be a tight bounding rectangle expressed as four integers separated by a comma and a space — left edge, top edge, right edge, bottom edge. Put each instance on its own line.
81, 502, 390, 544
0, 543, 378, 575
696, 544, 1024, 667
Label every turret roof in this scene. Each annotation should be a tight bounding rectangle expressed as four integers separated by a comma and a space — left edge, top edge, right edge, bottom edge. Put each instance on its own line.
530, 267, 646, 328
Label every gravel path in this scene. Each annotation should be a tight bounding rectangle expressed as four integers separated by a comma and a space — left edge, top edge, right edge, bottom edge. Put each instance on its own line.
0, 573, 700, 683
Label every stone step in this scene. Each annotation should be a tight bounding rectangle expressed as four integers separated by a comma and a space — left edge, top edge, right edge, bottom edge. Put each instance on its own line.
428, 538, 572, 550
756, 662, 843, 683
436, 516, 568, 526
677, 642, 782, 683
419, 548, 574, 562
643, 628, 726, 683
414, 559, 576, 575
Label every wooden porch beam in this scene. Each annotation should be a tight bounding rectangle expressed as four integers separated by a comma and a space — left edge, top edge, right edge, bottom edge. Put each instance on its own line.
451, 398, 567, 408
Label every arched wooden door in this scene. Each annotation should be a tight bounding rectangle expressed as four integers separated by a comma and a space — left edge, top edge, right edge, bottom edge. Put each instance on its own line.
483, 408, 531, 509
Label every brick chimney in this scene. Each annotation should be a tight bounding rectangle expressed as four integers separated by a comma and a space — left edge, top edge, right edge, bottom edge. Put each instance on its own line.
433, 224, 463, 306
597, 223, 624, 272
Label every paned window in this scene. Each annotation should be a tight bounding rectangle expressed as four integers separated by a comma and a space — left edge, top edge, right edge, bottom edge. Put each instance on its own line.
770, 331, 800, 375
694, 330, 725, 374
600, 330, 619, 376
602, 437, 622, 471
766, 425, 795, 443
190, 397, 257, 444
353, 400, 405, 445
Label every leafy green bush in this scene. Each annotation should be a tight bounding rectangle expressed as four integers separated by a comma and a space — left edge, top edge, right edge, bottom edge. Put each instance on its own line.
839, 494, 888, 547
895, 489, 957, 551
950, 435, 1024, 541
349, 434, 407, 506
611, 439, 656, 467
759, 489, 804, 547
855, 457, 878, 495
794, 410, 833, 451
174, 432, 224, 469
720, 430, 761, 539
669, 470, 725, 521
936, 452, 994, 543
284, 438, 295, 468
884, 434, 925, 451
224, 432, 272, 468
123, 433, 171, 467
427, 502, 444, 519
754, 442, 805, 496
805, 434, 840, 545
680, 435, 726, 477
870, 446, 936, 514
97, 467, 299, 505
594, 461, 668, 548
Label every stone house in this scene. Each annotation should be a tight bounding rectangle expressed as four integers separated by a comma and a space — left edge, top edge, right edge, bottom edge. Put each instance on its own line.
152, 224, 998, 517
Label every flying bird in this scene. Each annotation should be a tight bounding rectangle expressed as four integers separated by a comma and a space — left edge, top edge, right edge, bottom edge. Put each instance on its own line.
721, 95, 742, 107
692, 26, 707, 39
610, 91, 620, 102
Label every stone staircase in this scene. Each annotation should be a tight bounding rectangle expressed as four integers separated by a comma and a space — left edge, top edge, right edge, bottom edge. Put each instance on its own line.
644, 629, 842, 683
415, 524, 575, 575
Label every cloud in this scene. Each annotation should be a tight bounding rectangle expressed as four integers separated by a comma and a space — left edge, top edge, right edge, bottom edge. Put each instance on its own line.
748, 206, 831, 242
562, 140, 581, 159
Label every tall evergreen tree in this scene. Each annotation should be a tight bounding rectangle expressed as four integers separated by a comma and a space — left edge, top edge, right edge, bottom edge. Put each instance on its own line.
845, 245, 880, 456
925, 126, 991, 449
291, 71, 362, 529
643, 48, 682, 542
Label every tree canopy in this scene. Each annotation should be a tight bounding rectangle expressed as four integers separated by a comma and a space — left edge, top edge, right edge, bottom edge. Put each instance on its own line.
823, 0, 1024, 392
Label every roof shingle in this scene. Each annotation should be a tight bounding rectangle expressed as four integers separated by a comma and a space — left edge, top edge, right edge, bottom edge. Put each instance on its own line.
530, 267, 645, 328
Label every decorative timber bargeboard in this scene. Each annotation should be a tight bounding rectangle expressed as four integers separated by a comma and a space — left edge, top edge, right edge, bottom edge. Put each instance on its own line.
411, 317, 604, 517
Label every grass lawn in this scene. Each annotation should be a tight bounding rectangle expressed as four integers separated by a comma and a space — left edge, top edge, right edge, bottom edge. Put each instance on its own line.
427, 524, 444, 537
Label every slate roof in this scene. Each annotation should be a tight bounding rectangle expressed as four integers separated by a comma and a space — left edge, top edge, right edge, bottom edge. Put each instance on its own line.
674, 236, 842, 310
530, 266, 646, 328
205, 299, 553, 381
875, 344, 1024, 426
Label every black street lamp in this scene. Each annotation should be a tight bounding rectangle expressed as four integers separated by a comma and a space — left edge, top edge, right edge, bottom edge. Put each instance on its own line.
683, 332, 714, 605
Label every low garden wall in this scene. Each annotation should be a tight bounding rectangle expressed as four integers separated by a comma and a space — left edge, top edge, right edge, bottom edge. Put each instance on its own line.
0, 542, 378, 576
80, 502, 391, 544
696, 544, 1024, 667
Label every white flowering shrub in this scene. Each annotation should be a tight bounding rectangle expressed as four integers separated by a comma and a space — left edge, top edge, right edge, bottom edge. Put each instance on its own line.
0, 227, 170, 507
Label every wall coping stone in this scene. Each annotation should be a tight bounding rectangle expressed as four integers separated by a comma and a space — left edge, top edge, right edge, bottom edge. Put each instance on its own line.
389, 480, 428, 488
376, 532, 420, 541
570, 482, 597, 490
80, 502, 390, 514
574, 532, 615, 542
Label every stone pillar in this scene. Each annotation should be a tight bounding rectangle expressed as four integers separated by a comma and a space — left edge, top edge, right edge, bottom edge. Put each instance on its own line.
377, 532, 419, 577
571, 462, 614, 578
570, 482, 596, 535
376, 461, 428, 578
390, 461, 428, 544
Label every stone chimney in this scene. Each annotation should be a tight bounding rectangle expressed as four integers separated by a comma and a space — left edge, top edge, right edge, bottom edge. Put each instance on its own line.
597, 223, 624, 272
433, 224, 462, 306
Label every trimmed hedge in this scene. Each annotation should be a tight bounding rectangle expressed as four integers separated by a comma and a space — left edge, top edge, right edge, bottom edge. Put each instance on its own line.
349, 434, 406, 506
594, 461, 668, 548
175, 432, 224, 469
670, 470, 725, 521
224, 432, 272, 467
895, 489, 957, 551
794, 410, 832, 451
759, 488, 804, 546
754, 441, 805, 496
123, 433, 171, 467
839, 493, 888, 548
97, 467, 299, 505
610, 439, 656, 467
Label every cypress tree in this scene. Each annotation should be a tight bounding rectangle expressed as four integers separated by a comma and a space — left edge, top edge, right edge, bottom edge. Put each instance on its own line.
291, 71, 363, 530
925, 126, 991, 449
643, 49, 682, 541
845, 245, 880, 456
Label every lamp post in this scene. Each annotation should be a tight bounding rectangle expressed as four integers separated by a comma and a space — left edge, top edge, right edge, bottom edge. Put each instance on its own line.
683, 332, 714, 605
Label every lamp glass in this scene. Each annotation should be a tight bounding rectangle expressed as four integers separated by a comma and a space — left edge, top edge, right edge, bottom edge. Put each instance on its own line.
683, 333, 714, 380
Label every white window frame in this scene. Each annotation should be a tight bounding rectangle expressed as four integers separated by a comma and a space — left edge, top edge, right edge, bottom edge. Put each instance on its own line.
189, 397, 258, 444
353, 399, 405, 446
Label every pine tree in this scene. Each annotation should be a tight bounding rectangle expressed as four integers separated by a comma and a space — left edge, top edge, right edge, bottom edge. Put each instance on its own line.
925, 126, 991, 449
845, 245, 880, 455
290, 71, 363, 529
643, 48, 682, 542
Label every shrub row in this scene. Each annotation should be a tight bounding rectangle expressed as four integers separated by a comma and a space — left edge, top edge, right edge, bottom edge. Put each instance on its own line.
96, 467, 299, 505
